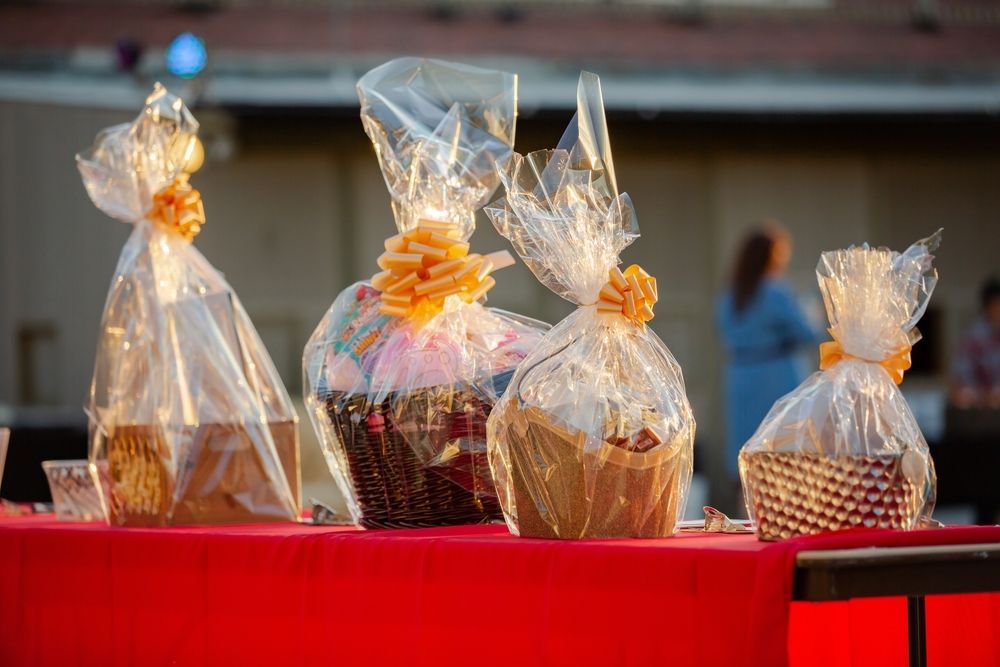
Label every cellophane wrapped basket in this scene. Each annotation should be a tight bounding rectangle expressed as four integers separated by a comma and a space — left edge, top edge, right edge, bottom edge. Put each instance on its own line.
304, 58, 547, 529
78, 85, 300, 526
484, 72, 695, 539
740, 232, 942, 540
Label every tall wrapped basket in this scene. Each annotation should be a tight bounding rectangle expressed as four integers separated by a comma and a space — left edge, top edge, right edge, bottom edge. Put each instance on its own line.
304, 58, 547, 528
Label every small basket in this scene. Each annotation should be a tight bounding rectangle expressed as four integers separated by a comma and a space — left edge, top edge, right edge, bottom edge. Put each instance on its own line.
96, 421, 300, 526
319, 381, 505, 529
42, 460, 106, 522
500, 403, 687, 539
740, 451, 923, 541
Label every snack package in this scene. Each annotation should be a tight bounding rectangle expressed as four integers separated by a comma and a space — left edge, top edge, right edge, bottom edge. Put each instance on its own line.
740, 231, 942, 540
303, 58, 547, 528
78, 84, 300, 526
484, 72, 695, 539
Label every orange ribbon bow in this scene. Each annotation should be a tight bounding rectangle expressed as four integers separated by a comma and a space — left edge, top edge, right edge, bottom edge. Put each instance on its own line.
147, 175, 205, 241
595, 264, 658, 326
370, 220, 514, 322
819, 340, 912, 385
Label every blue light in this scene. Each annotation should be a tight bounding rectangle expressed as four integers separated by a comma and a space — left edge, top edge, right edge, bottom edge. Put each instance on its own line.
166, 32, 207, 79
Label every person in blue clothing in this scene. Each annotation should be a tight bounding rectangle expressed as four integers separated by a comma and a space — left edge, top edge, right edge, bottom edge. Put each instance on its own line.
716, 223, 818, 479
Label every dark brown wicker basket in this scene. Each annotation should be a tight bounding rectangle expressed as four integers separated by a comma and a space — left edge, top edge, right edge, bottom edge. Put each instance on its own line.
320, 384, 504, 529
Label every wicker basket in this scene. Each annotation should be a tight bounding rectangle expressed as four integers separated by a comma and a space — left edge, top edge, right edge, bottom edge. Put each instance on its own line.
319, 383, 504, 529
740, 451, 923, 541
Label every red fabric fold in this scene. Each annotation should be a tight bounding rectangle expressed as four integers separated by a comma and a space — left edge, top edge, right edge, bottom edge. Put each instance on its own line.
0, 515, 997, 667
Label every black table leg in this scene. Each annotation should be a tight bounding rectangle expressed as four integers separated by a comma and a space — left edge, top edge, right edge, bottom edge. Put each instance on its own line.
908, 595, 927, 667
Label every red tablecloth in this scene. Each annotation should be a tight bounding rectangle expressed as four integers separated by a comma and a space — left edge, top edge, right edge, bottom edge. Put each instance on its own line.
0, 516, 998, 667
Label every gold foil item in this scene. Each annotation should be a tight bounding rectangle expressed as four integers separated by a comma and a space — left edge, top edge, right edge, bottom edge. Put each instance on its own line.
501, 403, 685, 539
100, 421, 300, 526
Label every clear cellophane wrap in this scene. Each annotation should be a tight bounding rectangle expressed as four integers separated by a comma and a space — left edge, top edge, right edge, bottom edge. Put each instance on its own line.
484, 72, 695, 539
303, 58, 547, 528
78, 84, 300, 526
739, 231, 942, 540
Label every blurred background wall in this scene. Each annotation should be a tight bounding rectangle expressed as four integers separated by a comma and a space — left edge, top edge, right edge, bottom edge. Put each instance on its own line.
0, 0, 998, 512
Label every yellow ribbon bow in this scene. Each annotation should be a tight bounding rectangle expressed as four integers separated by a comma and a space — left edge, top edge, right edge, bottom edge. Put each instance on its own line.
370, 220, 514, 322
147, 174, 205, 241
819, 340, 912, 385
595, 264, 658, 326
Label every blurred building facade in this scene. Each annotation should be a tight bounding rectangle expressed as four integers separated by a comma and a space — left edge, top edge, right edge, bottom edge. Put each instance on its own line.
1, 0, 998, 499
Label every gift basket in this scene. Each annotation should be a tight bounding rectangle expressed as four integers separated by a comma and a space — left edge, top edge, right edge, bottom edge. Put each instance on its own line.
304, 58, 547, 529
484, 72, 695, 539
740, 231, 942, 540
42, 460, 107, 522
78, 84, 300, 526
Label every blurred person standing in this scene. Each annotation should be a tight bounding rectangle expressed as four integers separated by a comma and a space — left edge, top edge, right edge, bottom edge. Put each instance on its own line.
716, 223, 818, 479
950, 277, 1000, 408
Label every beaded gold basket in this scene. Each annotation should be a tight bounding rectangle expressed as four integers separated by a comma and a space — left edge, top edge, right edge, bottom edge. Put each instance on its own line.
740, 451, 925, 541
